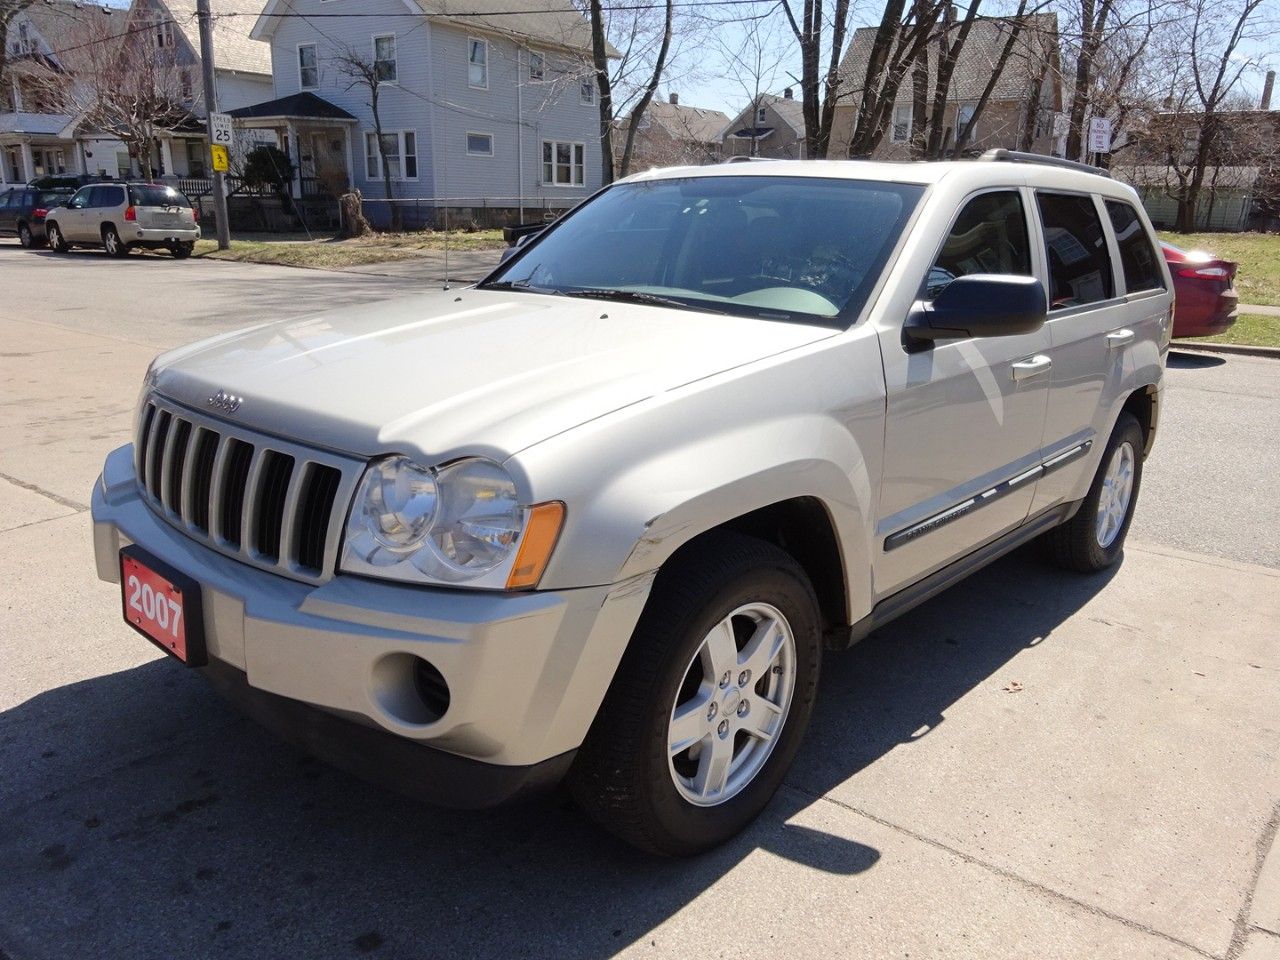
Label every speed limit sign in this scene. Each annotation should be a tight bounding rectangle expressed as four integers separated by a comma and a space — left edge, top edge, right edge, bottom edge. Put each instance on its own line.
210, 112, 234, 148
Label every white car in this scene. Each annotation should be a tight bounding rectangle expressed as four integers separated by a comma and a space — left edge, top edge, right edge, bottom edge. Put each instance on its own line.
45, 182, 200, 258
91, 152, 1171, 855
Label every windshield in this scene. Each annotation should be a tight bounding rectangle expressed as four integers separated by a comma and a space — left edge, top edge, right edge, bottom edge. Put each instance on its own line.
482, 175, 924, 325
129, 184, 189, 207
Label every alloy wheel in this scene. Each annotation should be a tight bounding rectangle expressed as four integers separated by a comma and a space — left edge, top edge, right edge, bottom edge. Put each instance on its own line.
667, 602, 796, 806
1096, 441, 1135, 548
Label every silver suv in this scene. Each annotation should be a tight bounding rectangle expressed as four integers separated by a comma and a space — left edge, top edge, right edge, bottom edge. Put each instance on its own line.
46, 182, 199, 258
91, 153, 1171, 855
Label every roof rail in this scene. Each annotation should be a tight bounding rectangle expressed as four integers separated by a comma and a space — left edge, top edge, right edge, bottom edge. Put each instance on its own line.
724, 155, 778, 163
980, 148, 1111, 178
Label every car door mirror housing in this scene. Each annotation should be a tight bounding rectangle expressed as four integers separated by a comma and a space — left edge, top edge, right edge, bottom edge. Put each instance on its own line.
905, 274, 1047, 343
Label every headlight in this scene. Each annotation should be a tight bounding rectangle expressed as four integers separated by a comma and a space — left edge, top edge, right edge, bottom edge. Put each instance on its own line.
341, 456, 562, 589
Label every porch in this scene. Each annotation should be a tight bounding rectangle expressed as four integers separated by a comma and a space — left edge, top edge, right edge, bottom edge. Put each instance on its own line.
226, 93, 358, 202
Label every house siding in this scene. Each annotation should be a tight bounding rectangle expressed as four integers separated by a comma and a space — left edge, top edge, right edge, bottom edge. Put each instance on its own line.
261, 0, 602, 211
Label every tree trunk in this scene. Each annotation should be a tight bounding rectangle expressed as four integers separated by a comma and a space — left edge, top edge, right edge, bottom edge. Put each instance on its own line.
588, 0, 615, 186
951, 1, 1028, 157
618, 0, 672, 177
369, 84, 400, 231
908, 0, 932, 158
1064, 0, 1113, 161
926, 0, 979, 159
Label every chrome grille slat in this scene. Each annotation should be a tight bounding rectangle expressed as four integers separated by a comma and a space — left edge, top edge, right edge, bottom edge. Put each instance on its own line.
133, 395, 362, 585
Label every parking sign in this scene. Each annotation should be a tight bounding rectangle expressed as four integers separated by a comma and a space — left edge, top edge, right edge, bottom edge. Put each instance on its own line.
1088, 117, 1112, 154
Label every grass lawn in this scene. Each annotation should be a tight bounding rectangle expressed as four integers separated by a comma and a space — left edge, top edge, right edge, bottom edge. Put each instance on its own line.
194, 229, 506, 270
1184, 312, 1280, 349
1158, 231, 1280, 307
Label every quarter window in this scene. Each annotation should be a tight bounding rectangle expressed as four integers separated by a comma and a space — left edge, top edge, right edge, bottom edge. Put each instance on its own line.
468, 38, 487, 88
1037, 193, 1115, 308
1104, 200, 1164, 294
373, 35, 397, 82
542, 140, 585, 186
927, 190, 1031, 299
299, 43, 318, 89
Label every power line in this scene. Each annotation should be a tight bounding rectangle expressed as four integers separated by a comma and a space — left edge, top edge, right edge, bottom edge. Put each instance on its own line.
233, 1, 778, 19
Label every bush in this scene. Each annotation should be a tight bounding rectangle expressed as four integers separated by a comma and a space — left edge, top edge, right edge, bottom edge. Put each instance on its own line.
240, 145, 296, 192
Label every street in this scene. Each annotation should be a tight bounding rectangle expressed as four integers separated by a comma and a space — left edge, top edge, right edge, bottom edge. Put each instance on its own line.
1, 242, 1278, 960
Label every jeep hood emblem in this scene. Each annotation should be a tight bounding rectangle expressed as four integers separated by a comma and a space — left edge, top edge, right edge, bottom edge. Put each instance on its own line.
208, 390, 243, 414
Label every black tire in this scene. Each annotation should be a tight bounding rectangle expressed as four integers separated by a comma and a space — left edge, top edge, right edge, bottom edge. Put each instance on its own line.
1042, 411, 1145, 573
103, 225, 129, 257
568, 531, 822, 856
46, 222, 68, 253
17, 223, 33, 248
170, 242, 194, 259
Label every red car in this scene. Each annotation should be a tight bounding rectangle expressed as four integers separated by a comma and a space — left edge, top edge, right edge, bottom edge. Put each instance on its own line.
1162, 242, 1238, 338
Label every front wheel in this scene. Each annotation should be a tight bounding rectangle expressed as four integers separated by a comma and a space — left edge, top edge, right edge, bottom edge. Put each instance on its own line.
569, 532, 822, 856
1042, 411, 1145, 572
46, 223, 68, 253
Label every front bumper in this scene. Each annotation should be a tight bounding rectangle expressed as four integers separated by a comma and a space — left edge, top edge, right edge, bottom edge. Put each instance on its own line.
92, 444, 652, 800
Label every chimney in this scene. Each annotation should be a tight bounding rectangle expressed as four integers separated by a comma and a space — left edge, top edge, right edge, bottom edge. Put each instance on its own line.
669, 92, 679, 105
783, 87, 793, 99
1262, 71, 1275, 111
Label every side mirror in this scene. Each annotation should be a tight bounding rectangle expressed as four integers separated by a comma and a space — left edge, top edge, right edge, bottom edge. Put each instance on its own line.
498, 230, 541, 263
905, 274, 1047, 343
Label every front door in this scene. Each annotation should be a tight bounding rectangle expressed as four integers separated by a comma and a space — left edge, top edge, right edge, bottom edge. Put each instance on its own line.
875, 188, 1052, 596
58, 186, 93, 239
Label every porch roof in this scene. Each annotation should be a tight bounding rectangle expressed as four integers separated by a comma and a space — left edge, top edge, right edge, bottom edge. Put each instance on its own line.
227, 93, 357, 124
0, 112, 73, 136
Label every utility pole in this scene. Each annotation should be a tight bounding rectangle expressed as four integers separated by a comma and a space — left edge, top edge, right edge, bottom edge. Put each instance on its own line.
196, 0, 231, 249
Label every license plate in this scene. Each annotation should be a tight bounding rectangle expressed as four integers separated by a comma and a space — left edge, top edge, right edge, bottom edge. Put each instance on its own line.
119, 545, 206, 666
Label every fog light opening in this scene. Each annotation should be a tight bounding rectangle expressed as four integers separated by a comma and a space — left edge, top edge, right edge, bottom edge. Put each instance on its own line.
412, 657, 451, 721
370, 653, 451, 726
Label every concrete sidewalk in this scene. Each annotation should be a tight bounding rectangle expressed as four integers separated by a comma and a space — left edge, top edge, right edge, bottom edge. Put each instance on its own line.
340, 247, 503, 283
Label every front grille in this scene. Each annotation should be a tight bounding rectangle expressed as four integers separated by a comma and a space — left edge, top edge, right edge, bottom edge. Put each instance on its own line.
135, 396, 362, 582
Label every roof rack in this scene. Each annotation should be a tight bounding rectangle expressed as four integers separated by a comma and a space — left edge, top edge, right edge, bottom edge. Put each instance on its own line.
979, 148, 1111, 178
724, 155, 781, 163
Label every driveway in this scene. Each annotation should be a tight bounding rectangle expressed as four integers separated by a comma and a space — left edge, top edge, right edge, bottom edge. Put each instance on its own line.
1, 242, 1278, 960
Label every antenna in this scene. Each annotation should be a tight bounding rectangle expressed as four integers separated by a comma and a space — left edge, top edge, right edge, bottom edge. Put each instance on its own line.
442, 202, 450, 291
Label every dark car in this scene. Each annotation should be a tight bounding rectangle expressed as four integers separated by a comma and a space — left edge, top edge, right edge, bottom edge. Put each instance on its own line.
1162, 241, 1239, 338
0, 185, 75, 247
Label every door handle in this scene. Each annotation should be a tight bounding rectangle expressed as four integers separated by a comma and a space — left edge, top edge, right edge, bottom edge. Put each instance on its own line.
1011, 355, 1052, 381
1106, 328, 1136, 349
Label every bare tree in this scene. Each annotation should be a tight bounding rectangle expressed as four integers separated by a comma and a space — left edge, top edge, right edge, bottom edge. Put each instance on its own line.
333, 46, 400, 229
950, 0, 1033, 156
616, 0, 673, 177
708, 1, 791, 158
0, 0, 37, 90
778, 0, 857, 158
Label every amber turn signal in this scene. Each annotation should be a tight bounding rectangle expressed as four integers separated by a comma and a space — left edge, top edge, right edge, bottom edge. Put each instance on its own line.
506, 501, 566, 590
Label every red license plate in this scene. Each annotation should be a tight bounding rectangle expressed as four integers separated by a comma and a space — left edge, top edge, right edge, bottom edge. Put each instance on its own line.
119, 546, 206, 666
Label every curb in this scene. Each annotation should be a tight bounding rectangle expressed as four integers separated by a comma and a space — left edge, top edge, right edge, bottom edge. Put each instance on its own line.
1172, 342, 1280, 360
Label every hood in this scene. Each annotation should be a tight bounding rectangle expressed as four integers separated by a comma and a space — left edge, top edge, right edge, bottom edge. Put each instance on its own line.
151, 289, 835, 461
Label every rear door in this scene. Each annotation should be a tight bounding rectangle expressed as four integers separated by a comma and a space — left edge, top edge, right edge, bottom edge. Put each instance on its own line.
1029, 192, 1168, 513
875, 188, 1052, 596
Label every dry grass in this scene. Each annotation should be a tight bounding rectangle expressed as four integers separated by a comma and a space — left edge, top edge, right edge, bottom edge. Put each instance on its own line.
1185, 313, 1280, 349
194, 228, 506, 270
1159, 231, 1280, 307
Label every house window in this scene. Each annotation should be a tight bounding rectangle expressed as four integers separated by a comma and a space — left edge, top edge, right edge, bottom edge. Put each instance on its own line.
756, 106, 767, 124
180, 69, 193, 101
580, 76, 594, 104
528, 51, 544, 81
542, 140, 585, 186
957, 103, 977, 141
891, 103, 912, 143
468, 38, 487, 88
373, 35, 397, 82
154, 19, 174, 48
365, 130, 417, 180
186, 139, 206, 177
466, 132, 493, 156
299, 43, 318, 89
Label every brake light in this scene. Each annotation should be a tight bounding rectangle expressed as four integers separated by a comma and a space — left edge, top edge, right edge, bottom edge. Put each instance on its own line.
124, 206, 137, 221
1178, 266, 1229, 279
191, 206, 199, 223
32, 207, 47, 219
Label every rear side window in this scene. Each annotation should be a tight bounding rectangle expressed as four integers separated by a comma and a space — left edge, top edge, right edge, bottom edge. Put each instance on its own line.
1105, 200, 1164, 294
37, 190, 70, 207
1036, 193, 1114, 309
927, 190, 1031, 299
129, 184, 186, 207
0, 190, 13, 208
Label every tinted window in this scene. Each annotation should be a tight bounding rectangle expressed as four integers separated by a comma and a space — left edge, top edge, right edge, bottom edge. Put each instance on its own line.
1105, 200, 1164, 293
928, 190, 1031, 298
483, 176, 925, 325
68, 187, 91, 208
92, 186, 124, 208
0, 190, 13, 209
129, 184, 187, 207
36, 189, 71, 208
1036, 193, 1115, 309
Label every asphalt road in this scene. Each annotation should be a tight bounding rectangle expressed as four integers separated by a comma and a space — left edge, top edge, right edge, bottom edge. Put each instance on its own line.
1, 241, 1278, 960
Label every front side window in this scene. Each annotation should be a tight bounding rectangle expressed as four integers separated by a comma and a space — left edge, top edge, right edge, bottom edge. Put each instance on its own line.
1105, 200, 1164, 294
373, 35, 397, 82
299, 43, 318, 89
468, 38, 487, 88
927, 190, 1031, 299
891, 104, 912, 143
68, 187, 91, 209
481, 175, 925, 326
542, 140, 585, 186
1037, 192, 1115, 309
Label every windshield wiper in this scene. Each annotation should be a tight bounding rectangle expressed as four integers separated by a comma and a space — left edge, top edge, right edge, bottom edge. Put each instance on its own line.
481, 279, 555, 293
558, 288, 728, 313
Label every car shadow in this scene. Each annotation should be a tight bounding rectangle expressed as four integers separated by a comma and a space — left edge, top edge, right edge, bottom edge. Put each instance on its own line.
0, 544, 1119, 959
1167, 349, 1227, 368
